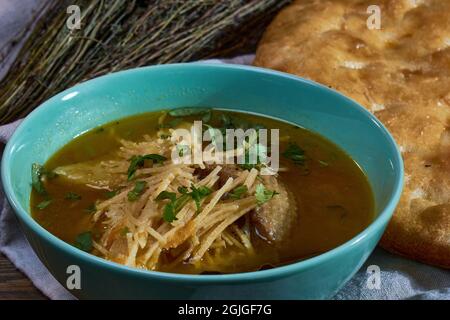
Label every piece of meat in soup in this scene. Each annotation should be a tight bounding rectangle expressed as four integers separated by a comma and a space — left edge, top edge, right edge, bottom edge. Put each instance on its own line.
251, 175, 297, 243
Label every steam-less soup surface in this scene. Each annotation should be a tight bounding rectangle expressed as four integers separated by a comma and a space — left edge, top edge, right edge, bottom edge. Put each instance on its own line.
31, 109, 374, 274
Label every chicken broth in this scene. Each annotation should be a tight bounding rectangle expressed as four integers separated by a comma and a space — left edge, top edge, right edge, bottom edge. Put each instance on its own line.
31, 109, 374, 274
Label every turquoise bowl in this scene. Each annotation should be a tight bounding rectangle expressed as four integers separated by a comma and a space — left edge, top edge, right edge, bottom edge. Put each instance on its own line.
1, 63, 403, 299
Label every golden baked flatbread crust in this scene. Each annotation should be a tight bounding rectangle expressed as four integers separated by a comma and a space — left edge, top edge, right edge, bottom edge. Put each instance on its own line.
254, 0, 450, 268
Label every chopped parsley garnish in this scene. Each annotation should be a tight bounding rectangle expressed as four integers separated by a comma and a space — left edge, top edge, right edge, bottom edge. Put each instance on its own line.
104, 190, 118, 199
229, 185, 248, 200
239, 146, 265, 171
155, 190, 176, 202
190, 185, 212, 211
64, 192, 81, 200
127, 154, 167, 180
161, 194, 190, 223
156, 185, 212, 223
31, 163, 46, 195
162, 202, 178, 223
36, 199, 52, 210
159, 134, 171, 139
127, 181, 147, 201
74, 232, 92, 252
239, 161, 258, 171
177, 186, 189, 194
120, 227, 130, 237
255, 184, 278, 205
84, 203, 97, 214
31, 163, 58, 196
282, 143, 306, 165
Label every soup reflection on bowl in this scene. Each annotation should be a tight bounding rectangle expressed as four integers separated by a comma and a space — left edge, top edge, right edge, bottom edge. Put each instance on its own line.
1, 64, 403, 299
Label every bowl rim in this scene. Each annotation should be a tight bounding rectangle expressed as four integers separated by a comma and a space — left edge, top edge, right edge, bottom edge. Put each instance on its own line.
1, 63, 404, 284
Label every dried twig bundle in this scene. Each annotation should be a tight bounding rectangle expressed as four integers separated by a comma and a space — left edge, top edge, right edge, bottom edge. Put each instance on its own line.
0, 0, 290, 123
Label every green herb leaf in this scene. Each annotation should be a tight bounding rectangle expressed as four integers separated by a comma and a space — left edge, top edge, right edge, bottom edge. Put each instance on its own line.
104, 190, 118, 199
31, 163, 59, 196
173, 194, 190, 212
65, 192, 81, 200
120, 227, 130, 237
282, 143, 306, 165
229, 185, 248, 200
163, 202, 177, 223
127, 181, 147, 201
253, 123, 266, 131
160, 185, 210, 222
239, 146, 265, 171
36, 199, 52, 210
74, 231, 92, 252
255, 184, 278, 205
168, 107, 211, 117
155, 190, 176, 202
31, 163, 46, 195
190, 185, 212, 211
127, 154, 167, 180
177, 186, 189, 194
84, 203, 97, 214
159, 134, 171, 139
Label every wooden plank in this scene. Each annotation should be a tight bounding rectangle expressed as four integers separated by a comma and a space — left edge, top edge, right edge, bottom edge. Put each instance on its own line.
0, 253, 46, 300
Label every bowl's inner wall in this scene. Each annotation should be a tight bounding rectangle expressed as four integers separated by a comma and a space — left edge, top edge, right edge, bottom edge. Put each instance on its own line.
8, 64, 399, 218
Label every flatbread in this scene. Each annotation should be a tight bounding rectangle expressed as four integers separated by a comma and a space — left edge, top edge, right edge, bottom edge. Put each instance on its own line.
254, 0, 450, 268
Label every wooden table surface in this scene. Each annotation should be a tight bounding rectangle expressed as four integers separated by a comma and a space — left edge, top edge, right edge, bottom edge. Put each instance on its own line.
0, 253, 46, 300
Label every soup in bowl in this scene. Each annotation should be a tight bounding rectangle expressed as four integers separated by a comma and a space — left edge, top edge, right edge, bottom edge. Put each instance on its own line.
1, 64, 403, 299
